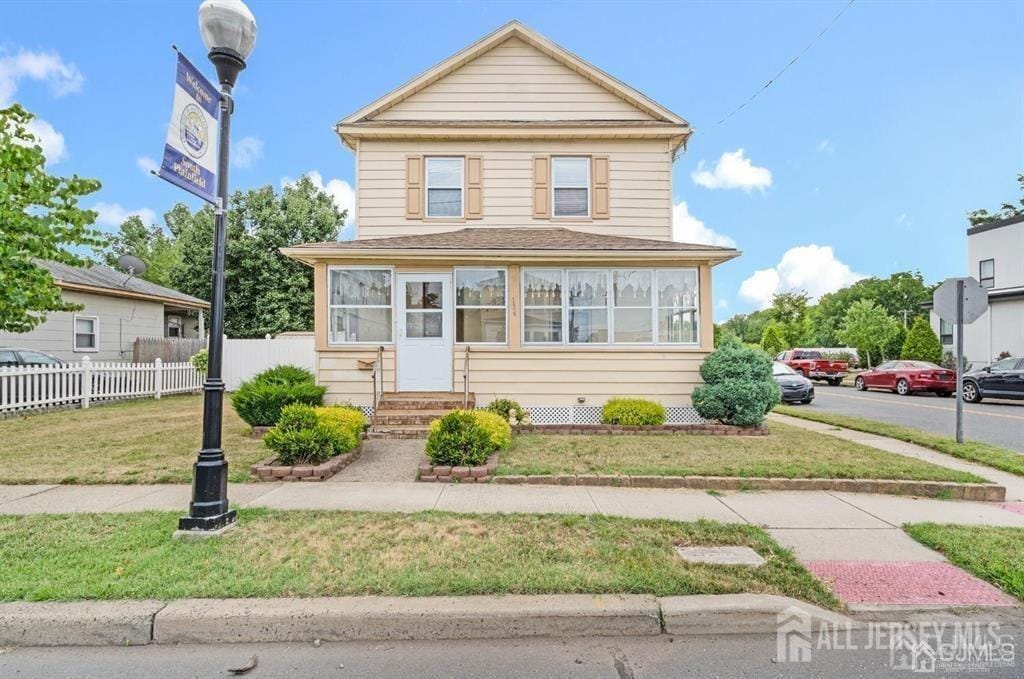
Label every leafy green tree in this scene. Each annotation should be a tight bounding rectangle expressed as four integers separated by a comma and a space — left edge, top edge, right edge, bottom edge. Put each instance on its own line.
720, 308, 771, 344
168, 176, 346, 338
967, 174, 1023, 226
838, 299, 901, 367
900, 317, 942, 364
0, 104, 103, 333
759, 322, 788, 356
96, 215, 180, 287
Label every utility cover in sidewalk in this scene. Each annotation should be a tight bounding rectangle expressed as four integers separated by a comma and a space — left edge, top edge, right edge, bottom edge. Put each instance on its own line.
676, 546, 766, 567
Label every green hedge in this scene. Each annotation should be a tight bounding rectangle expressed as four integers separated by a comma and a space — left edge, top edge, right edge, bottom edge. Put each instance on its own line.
426, 410, 511, 467
601, 398, 666, 426
263, 403, 362, 466
692, 338, 780, 427
231, 365, 326, 427
485, 398, 527, 425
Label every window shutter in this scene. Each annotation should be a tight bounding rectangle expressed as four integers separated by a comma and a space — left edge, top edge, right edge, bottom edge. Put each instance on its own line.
592, 155, 610, 219
466, 155, 483, 220
405, 155, 423, 219
532, 155, 550, 219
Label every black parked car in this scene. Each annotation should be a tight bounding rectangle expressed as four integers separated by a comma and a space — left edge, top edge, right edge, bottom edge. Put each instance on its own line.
773, 361, 815, 404
962, 356, 1024, 403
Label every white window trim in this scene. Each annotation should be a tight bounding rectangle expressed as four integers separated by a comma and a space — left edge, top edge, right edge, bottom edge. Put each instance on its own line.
326, 265, 395, 346
551, 156, 590, 219
454, 266, 508, 346
73, 314, 99, 353
520, 267, 701, 348
425, 156, 465, 219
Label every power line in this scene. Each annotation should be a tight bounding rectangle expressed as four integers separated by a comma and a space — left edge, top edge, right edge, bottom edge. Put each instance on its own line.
715, 0, 856, 126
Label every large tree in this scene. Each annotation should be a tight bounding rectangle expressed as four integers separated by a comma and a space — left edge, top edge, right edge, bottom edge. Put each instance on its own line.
967, 174, 1023, 226
838, 299, 901, 367
96, 215, 180, 287
168, 176, 345, 338
719, 308, 771, 345
0, 104, 103, 333
900, 316, 942, 364
767, 291, 811, 347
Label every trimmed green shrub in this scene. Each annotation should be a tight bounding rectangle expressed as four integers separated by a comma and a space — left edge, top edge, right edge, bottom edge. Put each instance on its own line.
428, 409, 511, 451
900, 317, 942, 364
485, 398, 526, 424
315, 406, 366, 437
263, 403, 352, 465
692, 337, 780, 427
426, 411, 492, 467
231, 364, 326, 427
601, 398, 666, 426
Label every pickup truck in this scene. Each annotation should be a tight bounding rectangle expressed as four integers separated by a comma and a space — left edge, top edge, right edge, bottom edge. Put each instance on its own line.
775, 350, 848, 386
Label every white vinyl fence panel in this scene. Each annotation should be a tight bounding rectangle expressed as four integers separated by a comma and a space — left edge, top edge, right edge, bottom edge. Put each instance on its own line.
222, 334, 315, 390
0, 357, 202, 415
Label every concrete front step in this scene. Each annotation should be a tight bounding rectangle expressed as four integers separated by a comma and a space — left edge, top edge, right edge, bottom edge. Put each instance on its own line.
378, 392, 474, 410
374, 413, 448, 425
367, 426, 430, 440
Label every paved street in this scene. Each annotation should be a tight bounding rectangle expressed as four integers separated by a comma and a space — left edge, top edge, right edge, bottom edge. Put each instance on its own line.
3, 626, 1022, 679
799, 386, 1024, 453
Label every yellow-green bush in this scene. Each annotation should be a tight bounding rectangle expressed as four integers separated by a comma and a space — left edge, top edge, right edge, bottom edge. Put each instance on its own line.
601, 398, 666, 426
315, 406, 366, 437
428, 409, 511, 452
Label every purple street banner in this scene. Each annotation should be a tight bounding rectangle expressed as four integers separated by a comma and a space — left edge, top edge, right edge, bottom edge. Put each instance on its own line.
158, 51, 219, 204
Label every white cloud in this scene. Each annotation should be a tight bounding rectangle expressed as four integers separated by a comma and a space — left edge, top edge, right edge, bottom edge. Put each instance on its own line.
816, 139, 835, 153
281, 171, 356, 230
24, 118, 66, 164
738, 244, 864, 309
895, 213, 911, 226
717, 299, 729, 310
0, 48, 83, 105
136, 155, 159, 175
691, 148, 772, 192
671, 201, 736, 248
91, 202, 157, 228
231, 136, 264, 169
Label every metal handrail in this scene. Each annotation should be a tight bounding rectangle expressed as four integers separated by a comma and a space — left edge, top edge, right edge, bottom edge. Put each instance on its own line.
463, 345, 471, 408
373, 345, 384, 412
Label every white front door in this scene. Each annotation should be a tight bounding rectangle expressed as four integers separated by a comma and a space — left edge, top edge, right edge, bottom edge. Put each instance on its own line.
397, 273, 453, 392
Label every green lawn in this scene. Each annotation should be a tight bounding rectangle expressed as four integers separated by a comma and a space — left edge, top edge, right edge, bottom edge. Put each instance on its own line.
904, 523, 1024, 600
497, 422, 986, 482
0, 509, 839, 608
0, 395, 267, 484
775, 406, 1024, 477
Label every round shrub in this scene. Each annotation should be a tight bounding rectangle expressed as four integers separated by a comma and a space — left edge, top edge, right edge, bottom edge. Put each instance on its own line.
485, 398, 526, 424
256, 365, 316, 386
692, 337, 781, 427
425, 411, 492, 467
263, 403, 347, 465
601, 398, 666, 426
315, 405, 366, 438
231, 380, 326, 427
428, 410, 511, 451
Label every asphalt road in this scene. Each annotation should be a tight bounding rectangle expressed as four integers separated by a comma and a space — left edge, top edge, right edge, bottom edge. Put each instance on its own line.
2, 629, 1022, 678
797, 385, 1024, 453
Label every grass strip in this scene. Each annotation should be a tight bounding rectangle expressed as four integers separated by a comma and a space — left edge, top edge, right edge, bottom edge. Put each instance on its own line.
904, 523, 1024, 600
497, 422, 984, 483
775, 405, 1024, 477
0, 509, 838, 609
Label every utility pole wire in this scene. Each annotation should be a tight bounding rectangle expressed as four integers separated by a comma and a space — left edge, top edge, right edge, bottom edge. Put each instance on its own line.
715, 0, 856, 126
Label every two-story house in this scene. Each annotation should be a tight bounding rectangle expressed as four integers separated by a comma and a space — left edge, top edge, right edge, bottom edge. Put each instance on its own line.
929, 214, 1024, 367
282, 21, 739, 424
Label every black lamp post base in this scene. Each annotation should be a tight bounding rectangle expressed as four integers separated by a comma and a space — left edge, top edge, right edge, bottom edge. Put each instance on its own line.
177, 509, 237, 532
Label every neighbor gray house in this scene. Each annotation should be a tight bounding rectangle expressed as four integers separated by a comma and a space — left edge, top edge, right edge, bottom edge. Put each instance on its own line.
0, 261, 209, 363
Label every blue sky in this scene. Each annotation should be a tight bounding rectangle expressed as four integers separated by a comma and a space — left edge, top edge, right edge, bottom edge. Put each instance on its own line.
4, 1, 1022, 321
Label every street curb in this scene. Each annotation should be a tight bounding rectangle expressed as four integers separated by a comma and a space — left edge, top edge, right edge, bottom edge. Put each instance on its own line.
0, 594, 867, 647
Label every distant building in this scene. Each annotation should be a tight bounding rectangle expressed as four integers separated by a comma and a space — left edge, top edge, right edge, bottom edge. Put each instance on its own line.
929, 214, 1024, 366
0, 260, 209, 363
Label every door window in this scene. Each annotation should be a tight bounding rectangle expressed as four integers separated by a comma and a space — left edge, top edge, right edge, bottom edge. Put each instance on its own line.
990, 357, 1018, 372
405, 281, 443, 338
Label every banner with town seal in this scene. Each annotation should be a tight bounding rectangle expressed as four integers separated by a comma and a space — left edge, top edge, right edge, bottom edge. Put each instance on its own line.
158, 51, 219, 204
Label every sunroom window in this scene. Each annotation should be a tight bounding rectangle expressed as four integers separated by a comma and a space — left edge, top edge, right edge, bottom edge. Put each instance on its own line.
568, 270, 608, 343
612, 270, 653, 343
425, 157, 463, 218
456, 268, 506, 343
656, 269, 699, 343
551, 157, 589, 217
329, 268, 393, 343
523, 269, 562, 343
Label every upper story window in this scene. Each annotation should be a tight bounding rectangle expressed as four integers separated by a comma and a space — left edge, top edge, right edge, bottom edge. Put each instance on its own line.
329, 268, 393, 344
425, 157, 464, 218
979, 259, 994, 289
551, 156, 589, 218
939, 318, 953, 345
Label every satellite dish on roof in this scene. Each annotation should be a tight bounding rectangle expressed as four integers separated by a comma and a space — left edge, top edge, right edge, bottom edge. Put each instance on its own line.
116, 254, 147, 286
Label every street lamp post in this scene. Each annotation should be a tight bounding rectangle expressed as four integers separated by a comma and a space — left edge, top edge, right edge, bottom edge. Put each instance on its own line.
178, 0, 257, 533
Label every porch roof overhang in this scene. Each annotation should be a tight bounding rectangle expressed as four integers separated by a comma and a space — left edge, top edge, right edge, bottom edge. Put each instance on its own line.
281, 227, 740, 266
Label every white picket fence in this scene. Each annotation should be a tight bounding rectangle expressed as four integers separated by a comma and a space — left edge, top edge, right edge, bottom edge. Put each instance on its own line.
0, 357, 203, 414
223, 333, 315, 390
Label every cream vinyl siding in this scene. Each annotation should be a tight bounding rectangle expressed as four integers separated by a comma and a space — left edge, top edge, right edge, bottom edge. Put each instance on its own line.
373, 37, 654, 122
358, 139, 672, 240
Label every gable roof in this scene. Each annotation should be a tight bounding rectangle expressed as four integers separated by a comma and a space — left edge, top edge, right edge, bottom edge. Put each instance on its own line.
39, 260, 209, 310
338, 21, 689, 128
282, 227, 739, 265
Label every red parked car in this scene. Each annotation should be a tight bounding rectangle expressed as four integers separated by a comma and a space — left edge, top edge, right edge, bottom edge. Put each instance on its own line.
854, 360, 956, 397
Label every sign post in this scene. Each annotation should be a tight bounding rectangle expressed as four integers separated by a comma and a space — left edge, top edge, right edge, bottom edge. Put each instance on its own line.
932, 277, 988, 443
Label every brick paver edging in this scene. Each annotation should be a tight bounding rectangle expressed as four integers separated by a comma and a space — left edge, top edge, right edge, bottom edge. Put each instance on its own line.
418, 454, 499, 483
514, 424, 768, 436
492, 474, 1006, 501
251, 443, 363, 482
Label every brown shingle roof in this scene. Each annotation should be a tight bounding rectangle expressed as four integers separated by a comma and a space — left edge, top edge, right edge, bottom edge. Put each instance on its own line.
290, 227, 735, 253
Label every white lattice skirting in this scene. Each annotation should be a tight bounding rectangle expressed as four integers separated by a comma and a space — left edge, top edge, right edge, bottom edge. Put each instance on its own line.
526, 405, 705, 425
